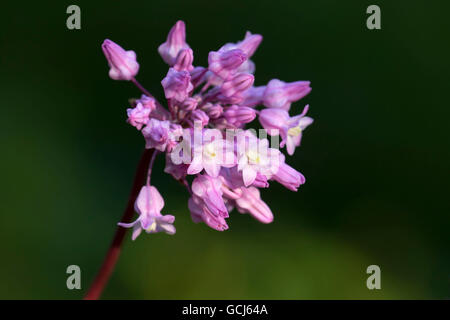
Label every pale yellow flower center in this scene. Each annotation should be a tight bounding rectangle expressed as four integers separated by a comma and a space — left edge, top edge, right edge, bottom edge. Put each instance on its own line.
247, 149, 260, 164
288, 125, 302, 137
204, 143, 217, 158
146, 221, 157, 232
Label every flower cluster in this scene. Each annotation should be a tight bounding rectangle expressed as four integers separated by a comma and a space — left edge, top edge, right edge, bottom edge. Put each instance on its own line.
102, 20, 313, 239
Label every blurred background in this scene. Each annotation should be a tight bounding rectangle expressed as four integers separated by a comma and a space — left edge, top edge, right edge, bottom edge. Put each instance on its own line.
0, 0, 449, 299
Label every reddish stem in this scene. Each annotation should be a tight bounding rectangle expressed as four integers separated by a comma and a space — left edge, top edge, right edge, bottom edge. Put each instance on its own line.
84, 148, 154, 300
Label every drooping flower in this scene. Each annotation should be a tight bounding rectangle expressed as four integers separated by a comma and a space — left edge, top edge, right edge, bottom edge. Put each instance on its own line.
234, 186, 273, 224
102, 39, 139, 81
118, 185, 175, 240
259, 105, 313, 155
192, 174, 229, 218
272, 155, 305, 191
188, 195, 229, 231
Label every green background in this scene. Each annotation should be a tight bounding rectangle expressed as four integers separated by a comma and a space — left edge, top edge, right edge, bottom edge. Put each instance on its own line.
1, 0, 449, 299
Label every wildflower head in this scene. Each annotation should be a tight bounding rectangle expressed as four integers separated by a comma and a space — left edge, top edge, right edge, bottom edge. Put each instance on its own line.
104, 20, 314, 238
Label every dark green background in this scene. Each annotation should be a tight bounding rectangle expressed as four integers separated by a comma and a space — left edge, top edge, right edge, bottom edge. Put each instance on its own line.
1, 0, 449, 299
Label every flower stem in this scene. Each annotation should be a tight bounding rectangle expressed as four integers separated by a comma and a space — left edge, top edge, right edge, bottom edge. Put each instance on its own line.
131, 77, 153, 98
146, 150, 158, 186
130, 77, 167, 113
84, 148, 155, 300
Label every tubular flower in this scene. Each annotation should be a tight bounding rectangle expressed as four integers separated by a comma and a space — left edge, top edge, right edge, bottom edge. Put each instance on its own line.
103, 20, 314, 237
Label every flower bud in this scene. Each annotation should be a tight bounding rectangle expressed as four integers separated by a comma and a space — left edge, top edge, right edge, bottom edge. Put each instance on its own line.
221, 73, 254, 98
203, 103, 223, 119
238, 31, 263, 58
161, 68, 193, 102
189, 109, 209, 127
235, 187, 273, 224
208, 49, 247, 80
173, 48, 194, 71
102, 39, 139, 81
158, 20, 190, 66
223, 105, 256, 126
180, 97, 198, 111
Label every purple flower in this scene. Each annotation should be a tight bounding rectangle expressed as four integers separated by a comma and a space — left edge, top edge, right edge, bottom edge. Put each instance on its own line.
180, 97, 199, 111
158, 20, 190, 66
223, 105, 256, 127
102, 39, 139, 81
187, 129, 236, 177
190, 66, 208, 87
272, 156, 305, 191
164, 153, 188, 180
241, 85, 266, 107
220, 166, 268, 189
173, 48, 194, 72
236, 31, 263, 58
136, 94, 157, 110
188, 195, 229, 231
208, 49, 247, 80
259, 105, 313, 155
263, 79, 311, 110
236, 131, 282, 186
203, 103, 223, 119
220, 73, 254, 104
142, 118, 181, 152
219, 31, 263, 75
118, 185, 175, 240
127, 102, 151, 130
188, 109, 209, 128
161, 68, 193, 102
234, 186, 273, 224
192, 174, 228, 218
